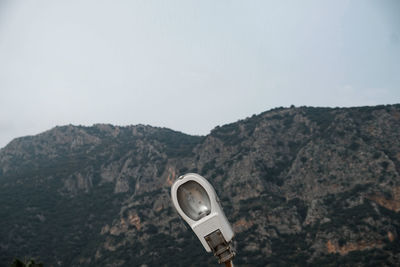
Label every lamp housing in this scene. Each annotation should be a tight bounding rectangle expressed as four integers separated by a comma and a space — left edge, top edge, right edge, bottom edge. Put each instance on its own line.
171, 173, 234, 252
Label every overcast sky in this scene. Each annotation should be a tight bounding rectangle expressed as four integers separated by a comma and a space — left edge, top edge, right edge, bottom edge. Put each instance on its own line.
0, 0, 399, 148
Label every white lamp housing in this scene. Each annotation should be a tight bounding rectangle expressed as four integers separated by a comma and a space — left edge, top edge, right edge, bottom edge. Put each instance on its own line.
171, 173, 234, 253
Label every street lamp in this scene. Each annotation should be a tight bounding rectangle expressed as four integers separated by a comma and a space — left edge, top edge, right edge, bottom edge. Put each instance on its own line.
171, 173, 235, 266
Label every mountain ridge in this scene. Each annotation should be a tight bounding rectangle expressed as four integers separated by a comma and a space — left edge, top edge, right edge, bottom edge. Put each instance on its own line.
1, 104, 400, 266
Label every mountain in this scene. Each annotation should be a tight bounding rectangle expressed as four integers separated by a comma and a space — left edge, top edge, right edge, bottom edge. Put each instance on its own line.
1, 104, 400, 266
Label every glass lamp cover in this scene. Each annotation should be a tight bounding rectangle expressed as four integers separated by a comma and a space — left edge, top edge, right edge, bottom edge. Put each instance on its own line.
177, 180, 211, 221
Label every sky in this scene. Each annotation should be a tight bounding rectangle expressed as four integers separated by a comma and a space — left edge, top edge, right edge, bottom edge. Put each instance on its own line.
0, 0, 399, 148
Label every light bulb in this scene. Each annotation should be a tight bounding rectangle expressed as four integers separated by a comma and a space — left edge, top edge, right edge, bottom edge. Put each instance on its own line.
177, 180, 211, 221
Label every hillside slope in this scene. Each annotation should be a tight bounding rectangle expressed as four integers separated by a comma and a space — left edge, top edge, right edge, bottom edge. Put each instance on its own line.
1, 105, 400, 266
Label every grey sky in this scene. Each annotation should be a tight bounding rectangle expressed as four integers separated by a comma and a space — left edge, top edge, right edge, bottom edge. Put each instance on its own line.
0, 0, 399, 148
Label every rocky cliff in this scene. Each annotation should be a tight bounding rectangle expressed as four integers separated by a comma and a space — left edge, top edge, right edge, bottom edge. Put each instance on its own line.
1, 104, 400, 266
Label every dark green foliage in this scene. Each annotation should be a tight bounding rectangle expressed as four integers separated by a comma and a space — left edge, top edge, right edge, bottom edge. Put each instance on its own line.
269, 233, 309, 266
311, 248, 394, 266
288, 198, 308, 222
149, 129, 204, 157
10, 259, 43, 267
0, 182, 121, 266
303, 107, 335, 132
145, 224, 158, 234
288, 141, 300, 152
381, 161, 389, 170
255, 159, 289, 186
178, 167, 188, 174
211, 123, 244, 146
201, 159, 216, 174
349, 141, 360, 151
239, 197, 264, 214
243, 114, 264, 135
10, 259, 24, 267
373, 151, 381, 159
283, 115, 294, 128
189, 167, 198, 173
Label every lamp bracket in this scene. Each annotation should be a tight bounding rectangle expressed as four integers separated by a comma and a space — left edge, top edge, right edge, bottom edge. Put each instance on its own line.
205, 229, 235, 264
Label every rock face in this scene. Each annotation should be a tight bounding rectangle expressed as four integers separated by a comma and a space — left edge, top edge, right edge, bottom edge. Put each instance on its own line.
1, 105, 400, 266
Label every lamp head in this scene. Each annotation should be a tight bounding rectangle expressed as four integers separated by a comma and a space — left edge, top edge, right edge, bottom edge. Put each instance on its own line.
171, 173, 234, 253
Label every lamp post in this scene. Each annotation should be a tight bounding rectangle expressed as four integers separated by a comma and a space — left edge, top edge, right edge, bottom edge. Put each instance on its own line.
171, 173, 235, 266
